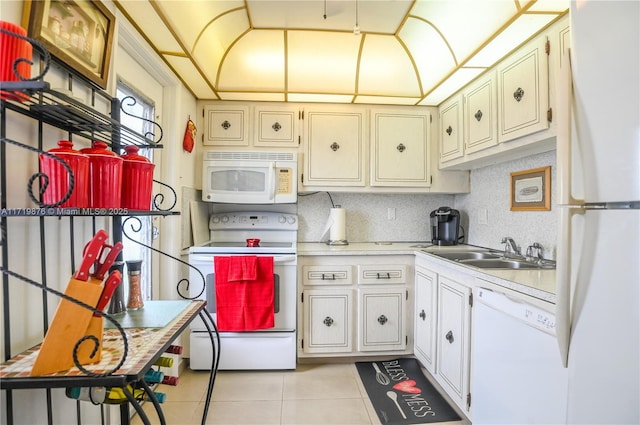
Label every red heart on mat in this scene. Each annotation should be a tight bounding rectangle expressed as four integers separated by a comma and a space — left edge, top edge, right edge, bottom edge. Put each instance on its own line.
393, 380, 422, 394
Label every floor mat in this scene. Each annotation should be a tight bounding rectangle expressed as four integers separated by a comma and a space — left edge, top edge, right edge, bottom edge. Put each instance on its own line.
356, 358, 461, 425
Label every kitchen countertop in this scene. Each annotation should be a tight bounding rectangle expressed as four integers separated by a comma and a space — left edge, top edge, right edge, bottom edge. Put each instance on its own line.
297, 242, 557, 303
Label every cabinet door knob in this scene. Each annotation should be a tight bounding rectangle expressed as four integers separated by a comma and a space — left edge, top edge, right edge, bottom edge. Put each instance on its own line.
221, 120, 231, 130
419, 309, 426, 320
474, 110, 483, 122
330, 142, 340, 151
272, 121, 282, 132
513, 87, 525, 102
445, 330, 454, 343
377, 315, 388, 325
396, 143, 406, 153
323, 316, 334, 327
445, 125, 453, 136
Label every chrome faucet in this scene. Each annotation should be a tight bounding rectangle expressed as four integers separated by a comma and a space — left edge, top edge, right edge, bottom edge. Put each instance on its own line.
526, 242, 545, 263
501, 237, 521, 257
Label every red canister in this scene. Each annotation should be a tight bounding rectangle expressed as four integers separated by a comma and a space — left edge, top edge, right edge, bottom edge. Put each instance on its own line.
39, 140, 90, 208
81, 141, 123, 208
0, 21, 33, 101
121, 145, 155, 210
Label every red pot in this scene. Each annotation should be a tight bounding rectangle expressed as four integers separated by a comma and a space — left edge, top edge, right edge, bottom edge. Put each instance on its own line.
81, 141, 123, 208
0, 21, 32, 101
121, 145, 155, 210
39, 140, 90, 208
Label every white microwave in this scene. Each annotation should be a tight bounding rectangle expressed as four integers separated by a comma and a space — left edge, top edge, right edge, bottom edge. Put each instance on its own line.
202, 151, 297, 204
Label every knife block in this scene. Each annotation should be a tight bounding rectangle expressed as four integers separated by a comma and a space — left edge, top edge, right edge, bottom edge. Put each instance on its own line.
31, 278, 104, 376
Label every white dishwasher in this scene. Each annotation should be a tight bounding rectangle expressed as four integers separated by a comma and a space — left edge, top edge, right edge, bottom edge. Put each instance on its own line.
471, 282, 568, 424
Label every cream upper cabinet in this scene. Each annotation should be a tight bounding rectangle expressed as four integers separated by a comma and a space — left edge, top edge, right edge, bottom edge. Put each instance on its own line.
370, 110, 431, 187
414, 264, 438, 375
303, 109, 366, 187
438, 94, 464, 163
464, 71, 498, 154
254, 105, 299, 147
203, 104, 250, 146
497, 36, 549, 143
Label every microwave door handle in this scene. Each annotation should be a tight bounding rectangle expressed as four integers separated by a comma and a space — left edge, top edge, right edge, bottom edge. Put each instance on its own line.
268, 162, 276, 201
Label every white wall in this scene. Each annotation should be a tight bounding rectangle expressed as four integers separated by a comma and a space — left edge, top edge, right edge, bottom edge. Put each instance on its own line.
455, 150, 557, 258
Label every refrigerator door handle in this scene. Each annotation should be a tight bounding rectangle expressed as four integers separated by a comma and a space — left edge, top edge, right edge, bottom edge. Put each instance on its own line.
557, 48, 584, 207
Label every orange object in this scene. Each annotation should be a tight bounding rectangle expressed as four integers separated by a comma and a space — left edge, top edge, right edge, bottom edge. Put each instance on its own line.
183, 118, 196, 153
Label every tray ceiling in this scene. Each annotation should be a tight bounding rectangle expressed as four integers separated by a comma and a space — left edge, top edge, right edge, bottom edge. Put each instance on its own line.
114, 0, 568, 106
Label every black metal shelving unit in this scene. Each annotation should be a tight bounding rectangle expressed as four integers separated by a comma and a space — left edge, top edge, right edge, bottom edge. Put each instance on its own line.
0, 30, 219, 425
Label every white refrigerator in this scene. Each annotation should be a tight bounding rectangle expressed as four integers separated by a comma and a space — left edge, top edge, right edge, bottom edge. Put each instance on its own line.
556, 1, 640, 424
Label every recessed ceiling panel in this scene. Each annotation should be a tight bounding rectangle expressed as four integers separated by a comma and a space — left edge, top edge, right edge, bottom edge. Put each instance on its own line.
164, 55, 218, 99
219, 92, 286, 102
192, 11, 251, 84
288, 31, 361, 93
358, 35, 420, 96
158, 0, 246, 49
117, 1, 182, 51
247, 0, 411, 33
218, 30, 285, 92
465, 14, 560, 67
354, 95, 421, 105
411, 0, 519, 64
287, 93, 355, 103
400, 17, 456, 92
419, 67, 485, 105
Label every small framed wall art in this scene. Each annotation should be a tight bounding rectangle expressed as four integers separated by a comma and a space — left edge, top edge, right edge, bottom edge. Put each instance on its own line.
23, 0, 115, 89
510, 166, 551, 211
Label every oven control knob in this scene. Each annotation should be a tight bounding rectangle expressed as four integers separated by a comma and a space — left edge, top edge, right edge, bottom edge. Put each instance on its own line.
278, 215, 286, 224
221, 215, 229, 223
286, 216, 296, 225
211, 216, 220, 224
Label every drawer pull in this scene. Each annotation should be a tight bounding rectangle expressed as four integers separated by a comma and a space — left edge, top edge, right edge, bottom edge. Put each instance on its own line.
419, 309, 426, 320
445, 330, 454, 344
376, 272, 391, 280
321, 273, 336, 280
377, 315, 388, 325
323, 316, 334, 327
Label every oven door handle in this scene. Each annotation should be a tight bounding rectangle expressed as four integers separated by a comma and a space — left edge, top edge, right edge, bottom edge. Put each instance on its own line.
189, 254, 297, 264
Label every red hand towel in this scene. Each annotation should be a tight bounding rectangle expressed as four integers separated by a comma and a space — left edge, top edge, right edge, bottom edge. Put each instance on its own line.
214, 256, 275, 331
227, 256, 257, 281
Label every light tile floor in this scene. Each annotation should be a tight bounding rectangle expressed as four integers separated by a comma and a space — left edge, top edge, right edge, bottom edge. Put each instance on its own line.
131, 361, 470, 425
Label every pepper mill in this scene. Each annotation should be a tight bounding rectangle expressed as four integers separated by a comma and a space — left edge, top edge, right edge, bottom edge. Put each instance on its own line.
126, 260, 144, 310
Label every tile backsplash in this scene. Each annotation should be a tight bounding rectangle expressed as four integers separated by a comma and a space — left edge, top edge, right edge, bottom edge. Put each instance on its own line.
298, 150, 557, 259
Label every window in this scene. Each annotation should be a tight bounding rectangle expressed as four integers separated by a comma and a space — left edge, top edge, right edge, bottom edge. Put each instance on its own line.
117, 81, 154, 301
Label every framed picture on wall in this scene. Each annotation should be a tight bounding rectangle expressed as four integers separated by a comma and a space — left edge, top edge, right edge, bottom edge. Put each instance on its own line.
23, 0, 115, 89
510, 166, 551, 211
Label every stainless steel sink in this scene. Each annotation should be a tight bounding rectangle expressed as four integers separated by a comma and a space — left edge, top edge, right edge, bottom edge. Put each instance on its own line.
458, 258, 542, 269
431, 251, 501, 260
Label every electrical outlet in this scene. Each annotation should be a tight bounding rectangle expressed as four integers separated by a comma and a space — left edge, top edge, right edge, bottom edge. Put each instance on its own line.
387, 207, 396, 220
478, 208, 488, 225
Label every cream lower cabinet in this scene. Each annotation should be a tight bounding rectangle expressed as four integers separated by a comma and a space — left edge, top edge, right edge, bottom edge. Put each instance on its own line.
413, 255, 473, 417
299, 255, 413, 358
437, 276, 472, 413
414, 265, 437, 375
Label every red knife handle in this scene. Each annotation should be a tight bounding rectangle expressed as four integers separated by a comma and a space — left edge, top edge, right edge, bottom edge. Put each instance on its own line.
75, 230, 108, 281
94, 270, 122, 316
94, 241, 124, 280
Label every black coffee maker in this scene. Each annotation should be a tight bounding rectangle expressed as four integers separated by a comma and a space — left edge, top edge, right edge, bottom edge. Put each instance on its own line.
430, 207, 461, 246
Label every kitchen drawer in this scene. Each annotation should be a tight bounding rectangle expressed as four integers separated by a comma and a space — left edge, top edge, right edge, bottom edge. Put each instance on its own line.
302, 265, 354, 286
358, 264, 408, 285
